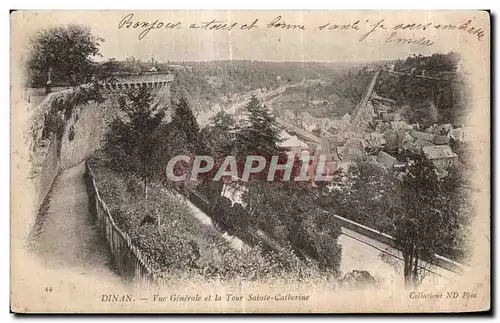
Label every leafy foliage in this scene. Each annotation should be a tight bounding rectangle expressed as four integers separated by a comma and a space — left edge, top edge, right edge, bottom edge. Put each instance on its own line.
193, 97, 343, 275
199, 111, 237, 156
319, 153, 470, 284
340, 270, 377, 289
376, 52, 467, 128
234, 97, 285, 157
171, 97, 200, 150
242, 180, 342, 275
103, 86, 165, 196
319, 161, 400, 233
89, 154, 320, 282
26, 24, 103, 87
394, 154, 444, 286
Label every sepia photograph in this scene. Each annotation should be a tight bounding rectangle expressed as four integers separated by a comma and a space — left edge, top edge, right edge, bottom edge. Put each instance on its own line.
10, 10, 490, 313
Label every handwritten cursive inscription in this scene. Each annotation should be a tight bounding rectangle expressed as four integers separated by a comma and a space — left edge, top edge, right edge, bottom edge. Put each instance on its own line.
116, 13, 487, 46
359, 19, 387, 42
267, 16, 306, 30
317, 20, 361, 31
385, 32, 435, 47
118, 13, 182, 40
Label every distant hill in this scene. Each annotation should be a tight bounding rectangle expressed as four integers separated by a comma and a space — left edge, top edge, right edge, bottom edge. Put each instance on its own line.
165, 60, 365, 113
375, 52, 467, 128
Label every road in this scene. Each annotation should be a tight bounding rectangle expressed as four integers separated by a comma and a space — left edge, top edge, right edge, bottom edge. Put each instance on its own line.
30, 162, 123, 285
197, 80, 323, 144
221, 183, 458, 285
179, 194, 250, 251
224, 81, 305, 117
212, 78, 459, 285
339, 227, 458, 287
224, 81, 323, 144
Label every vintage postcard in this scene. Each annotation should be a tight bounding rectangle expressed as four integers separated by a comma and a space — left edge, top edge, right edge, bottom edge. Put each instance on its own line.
10, 10, 490, 313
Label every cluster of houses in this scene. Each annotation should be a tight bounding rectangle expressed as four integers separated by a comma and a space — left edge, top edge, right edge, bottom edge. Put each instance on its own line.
367, 92, 466, 175
277, 90, 468, 180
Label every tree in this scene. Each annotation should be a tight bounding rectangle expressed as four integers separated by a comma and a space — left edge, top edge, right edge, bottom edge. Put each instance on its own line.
234, 96, 285, 157
93, 58, 120, 84
340, 270, 377, 289
242, 180, 342, 275
103, 86, 165, 199
146, 97, 202, 192
27, 24, 104, 89
199, 111, 237, 156
171, 97, 200, 152
394, 153, 453, 286
439, 165, 473, 260
197, 111, 238, 197
321, 160, 399, 234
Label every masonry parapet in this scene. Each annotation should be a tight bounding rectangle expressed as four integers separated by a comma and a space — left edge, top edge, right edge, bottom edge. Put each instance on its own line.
100, 72, 174, 91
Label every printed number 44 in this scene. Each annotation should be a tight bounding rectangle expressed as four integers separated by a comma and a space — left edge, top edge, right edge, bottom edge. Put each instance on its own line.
45, 287, 53, 293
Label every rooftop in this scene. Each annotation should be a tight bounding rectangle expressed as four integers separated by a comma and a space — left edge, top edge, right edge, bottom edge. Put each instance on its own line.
376, 151, 397, 169
410, 130, 435, 143
279, 131, 309, 149
422, 145, 458, 159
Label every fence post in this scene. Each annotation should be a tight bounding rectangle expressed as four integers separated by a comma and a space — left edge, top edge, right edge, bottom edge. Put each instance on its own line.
86, 162, 159, 286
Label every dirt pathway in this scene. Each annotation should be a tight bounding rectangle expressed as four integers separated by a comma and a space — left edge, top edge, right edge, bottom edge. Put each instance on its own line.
31, 162, 121, 283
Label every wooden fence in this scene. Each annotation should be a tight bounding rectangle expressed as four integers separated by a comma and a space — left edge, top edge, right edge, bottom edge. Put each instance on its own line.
85, 162, 159, 286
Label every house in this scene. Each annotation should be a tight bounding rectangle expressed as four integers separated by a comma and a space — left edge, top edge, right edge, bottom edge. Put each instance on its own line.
279, 130, 309, 155
364, 132, 386, 148
374, 104, 392, 117
371, 93, 396, 106
383, 129, 399, 152
433, 135, 450, 145
373, 120, 391, 133
399, 132, 416, 151
309, 100, 327, 106
413, 138, 434, 150
451, 127, 468, 142
391, 121, 413, 131
434, 123, 453, 135
422, 145, 459, 170
377, 151, 397, 169
338, 144, 364, 161
308, 147, 343, 180
322, 136, 346, 152
384, 129, 413, 152
410, 130, 435, 143
382, 113, 402, 122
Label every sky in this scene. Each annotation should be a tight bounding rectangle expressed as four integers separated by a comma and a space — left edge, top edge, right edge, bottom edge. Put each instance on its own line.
11, 11, 489, 63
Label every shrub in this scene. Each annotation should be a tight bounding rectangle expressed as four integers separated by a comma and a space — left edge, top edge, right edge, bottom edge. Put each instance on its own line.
340, 270, 377, 289
88, 152, 318, 283
68, 126, 75, 141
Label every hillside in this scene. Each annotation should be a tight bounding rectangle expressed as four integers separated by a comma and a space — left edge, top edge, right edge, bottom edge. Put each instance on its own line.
375, 52, 468, 128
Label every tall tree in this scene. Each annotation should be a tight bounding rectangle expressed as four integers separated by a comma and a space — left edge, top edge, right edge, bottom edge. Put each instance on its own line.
323, 160, 400, 233
27, 24, 104, 89
235, 96, 285, 157
242, 180, 342, 274
171, 97, 200, 152
199, 111, 237, 156
103, 86, 165, 198
439, 165, 473, 261
197, 111, 238, 197
394, 153, 454, 286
